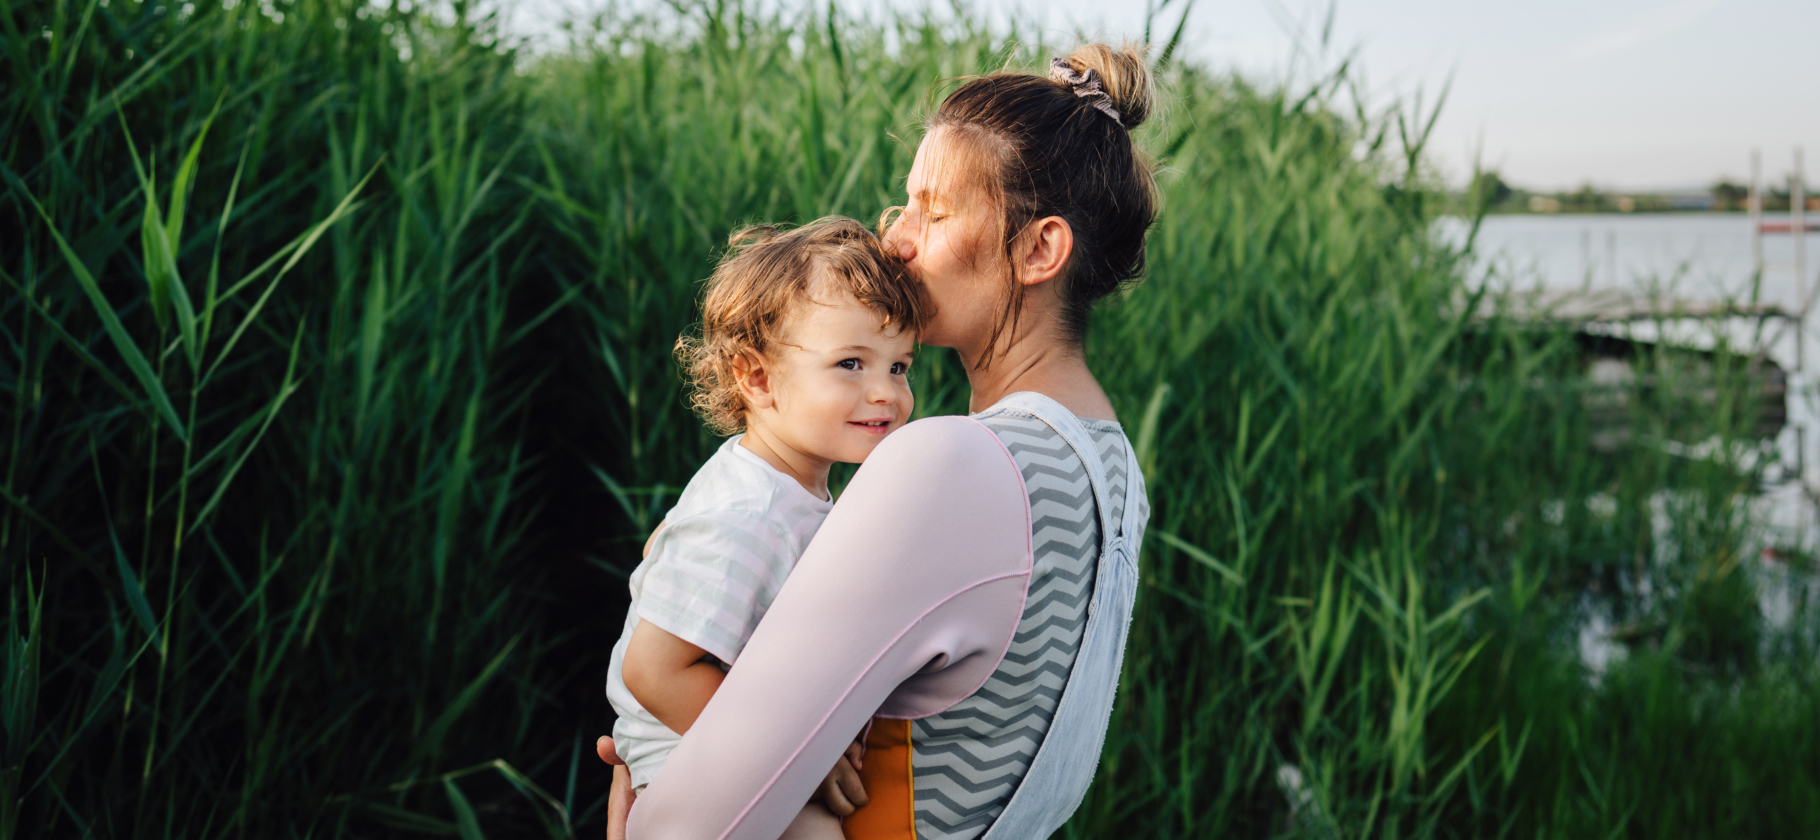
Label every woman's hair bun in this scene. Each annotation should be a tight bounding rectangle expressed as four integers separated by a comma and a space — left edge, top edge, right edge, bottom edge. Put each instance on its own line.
1063, 43, 1154, 129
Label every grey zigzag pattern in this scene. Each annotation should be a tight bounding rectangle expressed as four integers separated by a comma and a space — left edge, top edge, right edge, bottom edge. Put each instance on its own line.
910, 413, 1129, 839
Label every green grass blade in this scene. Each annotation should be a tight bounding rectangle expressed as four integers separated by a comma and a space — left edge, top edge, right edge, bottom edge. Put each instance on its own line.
487, 759, 573, 840
0, 265, 141, 410
202, 131, 254, 349
164, 93, 223, 254
1156, 530, 1245, 586
417, 634, 521, 764
115, 98, 187, 347
1133, 381, 1170, 478
202, 161, 378, 385
3, 166, 188, 441
357, 802, 459, 836
186, 321, 304, 536
1153, 0, 1199, 72
356, 245, 387, 424
160, 93, 224, 370
108, 528, 161, 648
442, 779, 485, 840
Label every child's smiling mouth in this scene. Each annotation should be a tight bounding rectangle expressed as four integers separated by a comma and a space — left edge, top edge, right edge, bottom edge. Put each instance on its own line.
848, 419, 893, 435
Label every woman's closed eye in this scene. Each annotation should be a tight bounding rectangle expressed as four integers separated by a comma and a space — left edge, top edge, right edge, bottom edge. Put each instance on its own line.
904, 203, 948, 225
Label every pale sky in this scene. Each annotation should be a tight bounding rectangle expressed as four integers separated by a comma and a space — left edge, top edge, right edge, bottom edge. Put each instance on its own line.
509, 0, 1820, 192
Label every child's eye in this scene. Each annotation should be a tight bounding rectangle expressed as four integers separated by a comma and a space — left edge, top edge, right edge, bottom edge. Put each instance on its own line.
890, 362, 909, 376
837, 358, 860, 371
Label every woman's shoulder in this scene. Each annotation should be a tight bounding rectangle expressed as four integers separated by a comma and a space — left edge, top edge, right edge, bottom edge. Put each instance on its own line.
972, 391, 1123, 432
970, 393, 1129, 460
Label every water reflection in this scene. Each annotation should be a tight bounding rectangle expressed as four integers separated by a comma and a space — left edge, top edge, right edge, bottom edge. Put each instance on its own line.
1444, 213, 1820, 674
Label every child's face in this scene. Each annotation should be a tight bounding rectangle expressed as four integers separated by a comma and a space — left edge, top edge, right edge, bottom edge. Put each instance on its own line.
750, 288, 916, 465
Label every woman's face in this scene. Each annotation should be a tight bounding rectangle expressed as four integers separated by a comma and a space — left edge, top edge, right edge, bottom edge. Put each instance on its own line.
883, 129, 1006, 352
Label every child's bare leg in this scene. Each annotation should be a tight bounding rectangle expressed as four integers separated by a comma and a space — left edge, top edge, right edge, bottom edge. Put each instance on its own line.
777, 802, 844, 840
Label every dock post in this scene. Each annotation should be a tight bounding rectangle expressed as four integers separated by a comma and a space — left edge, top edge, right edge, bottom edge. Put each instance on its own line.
1797, 148, 1807, 372
1606, 230, 1617, 287
1751, 150, 1763, 280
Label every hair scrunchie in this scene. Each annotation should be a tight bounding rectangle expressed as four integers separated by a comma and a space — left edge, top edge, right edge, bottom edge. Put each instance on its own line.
1048, 57, 1123, 127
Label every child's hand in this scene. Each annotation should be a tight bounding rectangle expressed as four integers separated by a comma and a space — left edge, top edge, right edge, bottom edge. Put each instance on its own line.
811, 739, 869, 816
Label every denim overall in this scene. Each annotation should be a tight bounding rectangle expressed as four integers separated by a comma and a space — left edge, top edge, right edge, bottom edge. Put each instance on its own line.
978, 392, 1148, 840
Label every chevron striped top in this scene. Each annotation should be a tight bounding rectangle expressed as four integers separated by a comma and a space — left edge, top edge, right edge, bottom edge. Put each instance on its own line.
907, 408, 1144, 839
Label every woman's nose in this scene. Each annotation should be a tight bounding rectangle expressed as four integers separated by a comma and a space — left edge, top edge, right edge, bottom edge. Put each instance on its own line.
888, 229, 917, 262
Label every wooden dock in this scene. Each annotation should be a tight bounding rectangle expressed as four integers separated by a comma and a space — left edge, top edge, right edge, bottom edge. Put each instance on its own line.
1480, 288, 1793, 451
1494, 288, 1794, 325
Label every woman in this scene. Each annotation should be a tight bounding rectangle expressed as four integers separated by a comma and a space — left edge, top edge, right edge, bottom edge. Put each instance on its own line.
603, 42, 1159, 840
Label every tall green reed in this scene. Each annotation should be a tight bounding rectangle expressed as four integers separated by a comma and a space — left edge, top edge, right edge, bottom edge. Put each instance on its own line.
4, 0, 568, 834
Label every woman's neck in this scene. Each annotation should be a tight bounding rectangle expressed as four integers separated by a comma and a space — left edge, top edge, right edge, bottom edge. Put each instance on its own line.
962, 330, 1117, 422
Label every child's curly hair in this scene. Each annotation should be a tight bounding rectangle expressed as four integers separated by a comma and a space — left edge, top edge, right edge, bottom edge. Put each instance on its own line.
677, 217, 923, 436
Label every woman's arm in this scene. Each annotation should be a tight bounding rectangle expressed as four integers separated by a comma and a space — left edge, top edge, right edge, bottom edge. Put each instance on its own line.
627, 417, 1033, 840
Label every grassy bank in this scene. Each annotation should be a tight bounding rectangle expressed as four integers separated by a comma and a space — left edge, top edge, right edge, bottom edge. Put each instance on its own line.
4, 1, 1817, 837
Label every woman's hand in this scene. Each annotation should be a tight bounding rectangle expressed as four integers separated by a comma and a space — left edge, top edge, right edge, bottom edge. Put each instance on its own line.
811, 739, 869, 816
597, 736, 633, 840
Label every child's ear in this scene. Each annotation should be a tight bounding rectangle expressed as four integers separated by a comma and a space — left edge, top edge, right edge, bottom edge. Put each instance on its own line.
733, 351, 776, 410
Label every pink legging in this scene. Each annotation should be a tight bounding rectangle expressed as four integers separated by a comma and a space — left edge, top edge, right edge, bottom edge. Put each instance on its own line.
626, 416, 1035, 840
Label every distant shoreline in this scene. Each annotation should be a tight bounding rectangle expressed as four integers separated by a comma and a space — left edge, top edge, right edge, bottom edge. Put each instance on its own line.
1477, 209, 1764, 217
1461, 173, 1815, 216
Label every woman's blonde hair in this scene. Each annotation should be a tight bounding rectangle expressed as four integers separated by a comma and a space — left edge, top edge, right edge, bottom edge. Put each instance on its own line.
677, 217, 923, 435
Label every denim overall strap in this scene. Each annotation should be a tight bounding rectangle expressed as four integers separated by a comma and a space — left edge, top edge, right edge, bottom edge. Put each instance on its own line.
976, 392, 1147, 840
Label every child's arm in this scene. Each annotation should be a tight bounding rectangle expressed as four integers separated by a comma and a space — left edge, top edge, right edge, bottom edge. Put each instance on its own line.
624, 522, 721, 733
621, 619, 871, 813
642, 521, 665, 559
621, 619, 724, 735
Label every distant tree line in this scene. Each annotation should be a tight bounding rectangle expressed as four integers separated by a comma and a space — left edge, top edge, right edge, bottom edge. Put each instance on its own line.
1459, 171, 1817, 214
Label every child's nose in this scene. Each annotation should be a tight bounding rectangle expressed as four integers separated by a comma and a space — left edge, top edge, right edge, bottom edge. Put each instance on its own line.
868, 375, 898, 404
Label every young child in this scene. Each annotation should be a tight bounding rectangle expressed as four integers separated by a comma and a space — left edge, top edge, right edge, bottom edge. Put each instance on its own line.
606, 217, 922, 837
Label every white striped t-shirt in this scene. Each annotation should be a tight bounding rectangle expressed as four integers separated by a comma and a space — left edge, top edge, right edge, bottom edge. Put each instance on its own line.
606, 435, 833, 788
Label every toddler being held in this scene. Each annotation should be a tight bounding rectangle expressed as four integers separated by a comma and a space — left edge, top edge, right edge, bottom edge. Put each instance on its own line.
606, 217, 922, 838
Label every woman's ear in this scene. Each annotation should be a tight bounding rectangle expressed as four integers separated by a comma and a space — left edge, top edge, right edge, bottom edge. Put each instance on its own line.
1017, 216, 1073, 287
733, 351, 776, 410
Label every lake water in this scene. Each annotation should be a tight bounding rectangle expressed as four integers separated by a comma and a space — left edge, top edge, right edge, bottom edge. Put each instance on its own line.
1450, 213, 1817, 309
1447, 214, 1820, 672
